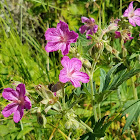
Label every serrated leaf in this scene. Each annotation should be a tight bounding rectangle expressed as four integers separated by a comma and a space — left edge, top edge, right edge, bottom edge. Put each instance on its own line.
122, 100, 140, 133
80, 116, 111, 140
102, 63, 122, 92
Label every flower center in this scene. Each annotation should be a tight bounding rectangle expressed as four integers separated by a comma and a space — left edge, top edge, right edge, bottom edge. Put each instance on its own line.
60, 36, 67, 43
129, 11, 134, 18
67, 69, 75, 78
13, 98, 24, 105
86, 20, 95, 28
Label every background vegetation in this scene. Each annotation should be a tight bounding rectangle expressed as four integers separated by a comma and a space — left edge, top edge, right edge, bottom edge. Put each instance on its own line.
0, 0, 140, 139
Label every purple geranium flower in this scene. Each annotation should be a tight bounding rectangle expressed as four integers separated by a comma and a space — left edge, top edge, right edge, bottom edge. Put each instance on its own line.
115, 31, 134, 43
2, 83, 31, 123
123, 1, 140, 26
59, 56, 89, 88
79, 17, 98, 39
45, 21, 78, 55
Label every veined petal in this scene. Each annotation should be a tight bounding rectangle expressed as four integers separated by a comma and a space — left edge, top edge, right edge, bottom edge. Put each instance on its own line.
2, 103, 18, 117
134, 8, 140, 16
70, 58, 82, 71
2, 88, 19, 101
133, 16, 140, 26
79, 25, 88, 34
81, 17, 89, 23
61, 56, 70, 68
67, 31, 78, 43
60, 43, 70, 56
123, 9, 129, 17
57, 21, 69, 33
129, 18, 136, 26
70, 79, 81, 88
59, 69, 70, 83
45, 28, 61, 41
13, 105, 24, 123
72, 71, 89, 83
24, 96, 32, 109
90, 18, 95, 23
128, 1, 134, 13
115, 31, 121, 38
93, 25, 98, 33
45, 41, 64, 52
16, 83, 26, 97
86, 29, 92, 39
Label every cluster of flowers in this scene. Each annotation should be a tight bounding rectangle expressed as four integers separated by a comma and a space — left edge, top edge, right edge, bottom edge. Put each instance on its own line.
1, 1, 140, 123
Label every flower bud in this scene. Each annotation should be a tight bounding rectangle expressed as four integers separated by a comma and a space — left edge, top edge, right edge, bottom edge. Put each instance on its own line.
107, 23, 118, 32
122, 47, 127, 57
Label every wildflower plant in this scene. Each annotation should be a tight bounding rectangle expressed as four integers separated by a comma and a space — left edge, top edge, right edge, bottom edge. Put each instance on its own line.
1, 0, 140, 139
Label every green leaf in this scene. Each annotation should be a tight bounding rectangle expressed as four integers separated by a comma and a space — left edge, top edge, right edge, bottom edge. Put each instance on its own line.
99, 68, 106, 93
80, 116, 111, 139
122, 100, 140, 133
17, 127, 33, 139
102, 63, 122, 92
0, 125, 9, 136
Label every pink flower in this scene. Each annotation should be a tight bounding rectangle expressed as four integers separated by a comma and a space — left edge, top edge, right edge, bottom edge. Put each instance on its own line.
115, 31, 133, 43
79, 17, 98, 39
59, 56, 89, 88
45, 21, 78, 55
2, 84, 31, 123
123, 1, 140, 26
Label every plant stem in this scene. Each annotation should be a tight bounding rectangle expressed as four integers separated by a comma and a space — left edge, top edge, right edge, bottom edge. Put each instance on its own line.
131, 77, 138, 100
20, 120, 25, 140
98, 104, 101, 120
20, 0, 23, 43
62, 85, 65, 109
119, 0, 122, 18
102, 0, 105, 26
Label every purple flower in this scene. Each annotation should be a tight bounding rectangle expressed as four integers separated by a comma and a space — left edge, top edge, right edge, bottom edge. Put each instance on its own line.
45, 21, 78, 55
2, 84, 31, 123
115, 31, 134, 43
79, 17, 98, 39
59, 56, 89, 88
123, 1, 140, 26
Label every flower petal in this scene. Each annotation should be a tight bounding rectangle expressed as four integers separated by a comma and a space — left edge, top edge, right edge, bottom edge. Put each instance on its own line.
13, 105, 24, 123
129, 18, 136, 26
90, 18, 95, 23
57, 21, 69, 33
16, 83, 26, 97
59, 69, 70, 83
86, 29, 92, 39
134, 8, 140, 16
2, 103, 18, 117
70, 58, 82, 71
81, 17, 89, 23
123, 9, 129, 17
2, 88, 19, 101
93, 25, 98, 33
79, 25, 88, 34
45, 28, 61, 41
61, 56, 70, 68
70, 79, 81, 88
60, 43, 70, 56
72, 71, 89, 83
24, 96, 32, 109
45, 41, 64, 53
123, 1, 134, 17
67, 31, 78, 43
115, 31, 121, 38
133, 16, 140, 26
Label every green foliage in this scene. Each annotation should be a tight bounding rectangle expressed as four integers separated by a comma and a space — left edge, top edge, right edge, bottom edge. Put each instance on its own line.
122, 100, 140, 133
80, 116, 112, 140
